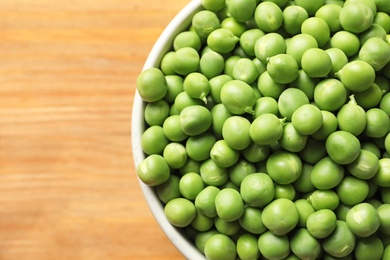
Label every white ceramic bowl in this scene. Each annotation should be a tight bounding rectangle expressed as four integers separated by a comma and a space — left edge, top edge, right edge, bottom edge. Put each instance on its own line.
132, 0, 205, 259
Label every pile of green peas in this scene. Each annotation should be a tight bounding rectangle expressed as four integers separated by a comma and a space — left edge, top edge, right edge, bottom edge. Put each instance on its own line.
135, 0, 390, 259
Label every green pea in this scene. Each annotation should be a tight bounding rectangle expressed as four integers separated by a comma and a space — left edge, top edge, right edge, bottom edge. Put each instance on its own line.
250, 113, 284, 145
354, 236, 384, 260
238, 206, 267, 234
253, 96, 279, 118
215, 188, 245, 222
292, 163, 315, 193
314, 78, 348, 112
160, 51, 176, 75
192, 10, 221, 39
322, 220, 356, 258
301, 48, 332, 78
222, 116, 251, 150
290, 228, 322, 260
144, 100, 170, 126
347, 149, 379, 180
266, 150, 302, 185
195, 186, 220, 218
278, 122, 308, 153
286, 33, 318, 67
262, 198, 299, 235
346, 202, 380, 237
232, 58, 258, 84
242, 142, 271, 163
372, 158, 390, 188
354, 83, 383, 109
155, 175, 181, 204
224, 55, 241, 78
294, 199, 315, 227
289, 70, 319, 100
292, 104, 323, 135
359, 23, 387, 46
201, 0, 226, 12
227, 0, 257, 22
258, 231, 290, 259
306, 209, 337, 238
162, 115, 188, 142
239, 29, 265, 57
254, 1, 283, 32
173, 30, 202, 51
299, 137, 327, 164
326, 131, 361, 165
339, 1, 374, 33
207, 28, 239, 54
200, 158, 229, 186
359, 37, 390, 71
164, 75, 184, 104
199, 51, 225, 79
229, 159, 256, 186
315, 4, 343, 32
257, 71, 287, 99
267, 53, 299, 84
186, 132, 216, 162
337, 176, 369, 206
141, 125, 169, 155
374, 11, 390, 33
204, 234, 236, 260
179, 172, 205, 200
254, 32, 287, 63
283, 5, 309, 35
311, 156, 345, 189
210, 103, 232, 138
237, 233, 260, 260
278, 88, 309, 121
330, 30, 361, 57
163, 142, 187, 169
164, 198, 196, 227
325, 47, 349, 77
308, 189, 340, 210
274, 184, 296, 200
210, 140, 240, 168
172, 47, 200, 76
335, 203, 353, 222
301, 17, 331, 47
336, 95, 367, 136
220, 80, 256, 115
221, 17, 247, 37
312, 110, 338, 140
136, 67, 168, 102
364, 108, 390, 138
179, 157, 201, 175
183, 72, 210, 103
191, 212, 214, 232
240, 173, 275, 207
295, 0, 326, 16
179, 105, 212, 136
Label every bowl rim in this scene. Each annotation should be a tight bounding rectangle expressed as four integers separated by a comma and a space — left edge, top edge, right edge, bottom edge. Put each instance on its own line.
131, 0, 205, 259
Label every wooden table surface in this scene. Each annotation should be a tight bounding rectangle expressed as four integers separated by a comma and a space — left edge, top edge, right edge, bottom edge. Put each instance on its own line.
0, 0, 190, 259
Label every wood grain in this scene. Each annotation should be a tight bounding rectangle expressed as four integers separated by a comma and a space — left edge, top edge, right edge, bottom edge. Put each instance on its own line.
0, 0, 189, 259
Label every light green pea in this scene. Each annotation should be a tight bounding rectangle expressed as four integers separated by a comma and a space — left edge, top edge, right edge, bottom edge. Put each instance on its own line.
163, 142, 187, 169
199, 51, 225, 79
137, 154, 170, 186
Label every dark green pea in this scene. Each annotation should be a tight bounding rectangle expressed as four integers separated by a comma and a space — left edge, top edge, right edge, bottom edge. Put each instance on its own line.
380, 92, 390, 116
186, 132, 216, 161
322, 221, 356, 257
136, 67, 168, 102
200, 51, 225, 79
173, 31, 202, 51
137, 154, 170, 186
200, 158, 229, 186
155, 175, 181, 204
192, 10, 221, 39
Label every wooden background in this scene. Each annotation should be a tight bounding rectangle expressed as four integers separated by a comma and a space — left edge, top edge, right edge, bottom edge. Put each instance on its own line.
0, 0, 189, 259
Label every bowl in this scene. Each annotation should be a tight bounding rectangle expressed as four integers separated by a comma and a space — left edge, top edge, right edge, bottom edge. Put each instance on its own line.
132, 0, 205, 259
